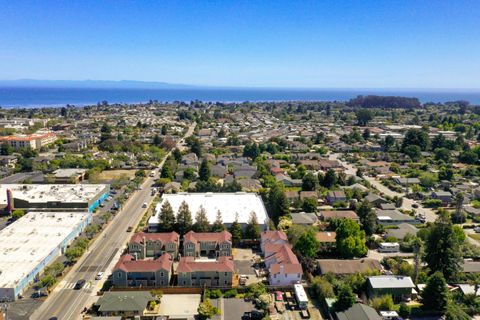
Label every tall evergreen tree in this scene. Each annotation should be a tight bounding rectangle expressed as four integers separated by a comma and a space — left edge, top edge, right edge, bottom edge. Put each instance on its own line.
268, 183, 290, 221
176, 200, 193, 235
229, 213, 243, 246
158, 200, 175, 232
424, 211, 462, 281
199, 159, 211, 181
421, 272, 448, 312
193, 205, 210, 232
211, 210, 225, 232
245, 211, 261, 240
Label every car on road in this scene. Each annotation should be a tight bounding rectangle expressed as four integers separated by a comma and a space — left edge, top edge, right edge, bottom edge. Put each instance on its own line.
74, 279, 86, 290
127, 226, 133, 232
95, 272, 104, 280
32, 290, 48, 298
474, 227, 480, 233
412, 203, 419, 208
142, 202, 148, 208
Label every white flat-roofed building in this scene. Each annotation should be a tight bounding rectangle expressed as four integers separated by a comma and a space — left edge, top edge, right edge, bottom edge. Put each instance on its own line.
148, 192, 269, 231
0, 183, 110, 212
0, 211, 92, 300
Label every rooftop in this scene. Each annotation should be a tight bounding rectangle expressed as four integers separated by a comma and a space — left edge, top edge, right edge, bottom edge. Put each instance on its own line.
0, 211, 90, 288
150, 192, 268, 225
368, 275, 415, 289
0, 183, 109, 205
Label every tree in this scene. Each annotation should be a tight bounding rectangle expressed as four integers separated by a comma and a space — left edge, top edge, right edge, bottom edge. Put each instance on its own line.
403, 144, 421, 161
333, 285, 356, 311
211, 210, 225, 232
245, 212, 261, 240
153, 134, 162, 146
459, 150, 478, 164
402, 128, 430, 151
302, 198, 318, 213
362, 128, 371, 140
383, 135, 395, 152
198, 298, 220, 320
321, 169, 337, 189
268, 183, 290, 221
421, 272, 448, 312
229, 213, 243, 246
158, 200, 175, 232
11, 209, 25, 220
243, 142, 260, 160
434, 148, 451, 163
176, 201, 193, 235
199, 159, 211, 181
355, 109, 374, 126
424, 212, 462, 281
293, 229, 320, 259
193, 205, 210, 232
453, 192, 465, 223
161, 124, 168, 135
0, 143, 13, 155
356, 201, 377, 236
311, 277, 335, 300
160, 162, 174, 180
173, 148, 182, 163
302, 173, 317, 191
336, 218, 368, 258
39, 274, 56, 288
438, 167, 454, 181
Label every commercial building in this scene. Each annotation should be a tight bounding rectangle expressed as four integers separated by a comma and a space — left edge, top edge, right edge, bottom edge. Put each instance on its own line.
0, 183, 110, 212
51, 168, 87, 184
148, 192, 269, 231
0, 132, 57, 150
0, 211, 92, 300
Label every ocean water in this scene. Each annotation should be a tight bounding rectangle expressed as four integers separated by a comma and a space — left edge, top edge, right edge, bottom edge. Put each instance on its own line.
0, 87, 479, 107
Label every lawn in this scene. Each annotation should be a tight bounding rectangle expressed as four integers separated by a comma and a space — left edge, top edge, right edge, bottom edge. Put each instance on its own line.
468, 233, 480, 241
98, 169, 137, 181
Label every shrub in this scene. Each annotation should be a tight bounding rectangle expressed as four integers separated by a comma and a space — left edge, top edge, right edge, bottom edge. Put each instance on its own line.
370, 294, 394, 311
223, 289, 238, 298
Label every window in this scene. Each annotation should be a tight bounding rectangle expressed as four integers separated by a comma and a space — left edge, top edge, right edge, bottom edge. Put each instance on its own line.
117, 272, 121, 278
224, 272, 228, 276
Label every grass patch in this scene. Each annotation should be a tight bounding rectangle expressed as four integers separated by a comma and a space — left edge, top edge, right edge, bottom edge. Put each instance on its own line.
98, 169, 137, 181
468, 233, 480, 241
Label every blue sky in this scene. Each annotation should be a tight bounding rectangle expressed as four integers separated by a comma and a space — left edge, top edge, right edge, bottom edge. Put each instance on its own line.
0, 1, 479, 88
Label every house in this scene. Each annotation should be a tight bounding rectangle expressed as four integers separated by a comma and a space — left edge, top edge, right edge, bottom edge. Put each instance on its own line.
393, 177, 421, 187
375, 209, 420, 225
318, 210, 359, 222
364, 194, 388, 208
385, 223, 419, 240
211, 164, 228, 178
94, 291, 156, 317
51, 168, 87, 184
326, 191, 347, 204
177, 256, 234, 287
335, 303, 382, 320
264, 244, 303, 286
316, 232, 336, 250
183, 231, 232, 257
112, 254, 173, 287
299, 191, 318, 201
367, 275, 415, 302
431, 190, 453, 204
291, 212, 318, 225
233, 167, 257, 179
237, 178, 262, 192
317, 259, 381, 275
379, 203, 396, 210
275, 173, 302, 187
261, 230, 289, 253
284, 190, 300, 203
128, 232, 180, 259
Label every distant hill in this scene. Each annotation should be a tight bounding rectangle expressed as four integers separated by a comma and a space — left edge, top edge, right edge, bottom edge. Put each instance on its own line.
0, 79, 196, 89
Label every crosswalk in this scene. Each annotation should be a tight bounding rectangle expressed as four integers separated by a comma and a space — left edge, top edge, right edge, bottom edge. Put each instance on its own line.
62, 282, 92, 290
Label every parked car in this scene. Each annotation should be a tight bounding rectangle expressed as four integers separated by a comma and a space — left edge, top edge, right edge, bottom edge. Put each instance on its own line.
127, 226, 133, 232
142, 202, 148, 208
275, 291, 283, 301
74, 279, 86, 290
474, 226, 480, 233
95, 272, 104, 280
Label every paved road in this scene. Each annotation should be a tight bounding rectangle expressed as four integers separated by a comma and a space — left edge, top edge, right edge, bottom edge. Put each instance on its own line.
329, 152, 437, 223
30, 123, 195, 320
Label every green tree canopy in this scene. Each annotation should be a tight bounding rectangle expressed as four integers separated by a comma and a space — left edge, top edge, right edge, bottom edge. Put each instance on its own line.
176, 200, 193, 235
193, 205, 210, 232
245, 211, 261, 240
293, 229, 320, 259
336, 218, 368, 258
421, 272, 448, 313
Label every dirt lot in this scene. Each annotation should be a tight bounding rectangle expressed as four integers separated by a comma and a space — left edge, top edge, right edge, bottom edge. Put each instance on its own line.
98, 169, 136, 181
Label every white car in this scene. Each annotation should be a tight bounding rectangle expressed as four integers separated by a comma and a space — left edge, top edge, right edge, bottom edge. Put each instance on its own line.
95, 272, 103, 280
142, 202, 148, 208
474, 227, 480, 233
